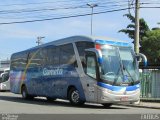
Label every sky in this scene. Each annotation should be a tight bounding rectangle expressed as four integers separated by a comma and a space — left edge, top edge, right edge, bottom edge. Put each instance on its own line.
0, 0, 160, 60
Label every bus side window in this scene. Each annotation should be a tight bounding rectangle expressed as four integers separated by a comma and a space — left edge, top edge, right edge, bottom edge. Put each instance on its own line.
86, 56, 97, 79
75, 41, 94, 70
46, 46, 59, 66
60, 44, 76, 68
10, 52, 28, 71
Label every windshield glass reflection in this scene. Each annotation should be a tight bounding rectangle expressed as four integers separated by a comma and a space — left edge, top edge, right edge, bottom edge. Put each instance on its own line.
100, 45, 138, 85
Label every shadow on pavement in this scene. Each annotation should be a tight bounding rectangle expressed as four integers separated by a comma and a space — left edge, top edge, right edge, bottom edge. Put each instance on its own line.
0, 94, 128, 110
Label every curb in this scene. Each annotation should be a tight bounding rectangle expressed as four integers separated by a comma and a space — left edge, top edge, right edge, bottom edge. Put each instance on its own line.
116, 103, 160, 109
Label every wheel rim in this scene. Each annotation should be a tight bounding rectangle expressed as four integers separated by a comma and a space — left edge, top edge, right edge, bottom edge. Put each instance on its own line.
71, 90, 79, 103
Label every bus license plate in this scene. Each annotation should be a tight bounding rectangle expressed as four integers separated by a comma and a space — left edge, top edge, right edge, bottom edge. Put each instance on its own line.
120, 96, 128, 101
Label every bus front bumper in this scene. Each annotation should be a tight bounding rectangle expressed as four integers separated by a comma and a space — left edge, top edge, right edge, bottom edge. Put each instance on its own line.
97, 86, 140, 103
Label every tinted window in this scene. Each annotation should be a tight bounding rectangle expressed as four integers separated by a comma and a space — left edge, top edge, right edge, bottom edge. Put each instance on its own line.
60, 44, 76, 66
11, 52, 28, 70
76, 41, 94, 69
46, 46, 60, 66
86, 56, 96, 79
28, 49, 46, 68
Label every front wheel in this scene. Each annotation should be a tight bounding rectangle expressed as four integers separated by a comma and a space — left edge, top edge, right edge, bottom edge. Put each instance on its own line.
68, 88, 84, 105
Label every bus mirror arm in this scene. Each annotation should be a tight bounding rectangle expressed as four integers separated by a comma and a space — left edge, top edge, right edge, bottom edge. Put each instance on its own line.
85, 48, 102, 64
136, 53, 147, 67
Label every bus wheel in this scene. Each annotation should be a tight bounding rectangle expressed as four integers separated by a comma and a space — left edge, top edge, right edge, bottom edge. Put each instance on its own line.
102, 103, 112, 108
21, 86, 33, 100
68, 88, 84, 105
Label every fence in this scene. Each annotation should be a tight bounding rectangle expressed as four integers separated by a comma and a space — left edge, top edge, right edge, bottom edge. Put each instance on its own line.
140, 69, 160, 99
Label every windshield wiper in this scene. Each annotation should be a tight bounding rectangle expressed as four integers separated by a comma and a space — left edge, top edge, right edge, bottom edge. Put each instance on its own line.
123, 65, 134, 84
113, 66, 122, 85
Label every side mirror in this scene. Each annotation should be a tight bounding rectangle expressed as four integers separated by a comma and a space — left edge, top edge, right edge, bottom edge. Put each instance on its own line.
85, 48, 102, 64
136, 53, 147, 67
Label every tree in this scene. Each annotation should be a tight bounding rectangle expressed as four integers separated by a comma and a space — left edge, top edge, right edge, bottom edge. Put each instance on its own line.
119, 14, 150, 42
152, 22, 160, 30
141, 29, 160, 63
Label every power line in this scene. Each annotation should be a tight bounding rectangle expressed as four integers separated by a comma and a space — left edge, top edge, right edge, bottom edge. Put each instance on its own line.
0, 0, 158, 24
140, 6, 160, 8
0, 5, 87, 15
0, 0, 75, 7
0, 1, 129, 15
0, 7, 131, 25
0, 1, 130, 20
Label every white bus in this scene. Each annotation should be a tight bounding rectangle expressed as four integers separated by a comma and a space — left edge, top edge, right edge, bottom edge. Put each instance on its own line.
10, 35, 147, 107
0, 68, 10, 91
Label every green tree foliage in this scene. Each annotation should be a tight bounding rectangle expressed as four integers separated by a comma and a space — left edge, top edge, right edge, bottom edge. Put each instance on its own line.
141, 29, 160, 63
119, 14, 150, 42
119, 14, 160, 63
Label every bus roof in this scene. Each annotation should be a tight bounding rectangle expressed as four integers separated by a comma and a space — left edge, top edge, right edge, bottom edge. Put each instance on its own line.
30, 35, 131, 49
11, 35, 132, 56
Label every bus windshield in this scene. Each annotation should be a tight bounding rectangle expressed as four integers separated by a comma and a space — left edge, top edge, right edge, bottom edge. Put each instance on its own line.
0, 72, 9, 83
100, 45, 139, 85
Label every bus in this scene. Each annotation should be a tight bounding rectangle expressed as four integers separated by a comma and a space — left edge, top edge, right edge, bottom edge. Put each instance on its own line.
0, 68, 10, 91
10, 35, 147, 107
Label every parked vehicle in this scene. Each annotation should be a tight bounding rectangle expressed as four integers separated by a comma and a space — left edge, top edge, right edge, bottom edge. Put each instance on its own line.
10, 35, 147, 107
0, 68, 10, 91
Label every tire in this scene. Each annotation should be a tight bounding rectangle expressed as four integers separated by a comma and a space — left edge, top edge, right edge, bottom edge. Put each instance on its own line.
102, 103, 112, 108
21, 86, 33, 100
68, 88, 84, 105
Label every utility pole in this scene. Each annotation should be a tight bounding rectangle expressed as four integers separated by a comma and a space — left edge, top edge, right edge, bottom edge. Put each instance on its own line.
0, 59, 1, 68
135, 0, 140, 54
36, 36, 45, 46
87, 3, 98, 36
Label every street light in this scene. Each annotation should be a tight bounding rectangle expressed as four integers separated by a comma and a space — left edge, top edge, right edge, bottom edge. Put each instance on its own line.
87, 3, 98, 36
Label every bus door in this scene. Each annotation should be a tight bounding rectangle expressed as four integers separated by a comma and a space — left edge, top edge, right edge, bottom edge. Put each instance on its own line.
83, 52, 99, 102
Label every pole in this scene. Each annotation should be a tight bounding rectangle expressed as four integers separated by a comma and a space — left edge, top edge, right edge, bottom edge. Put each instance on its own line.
91, 7, 93, 35
135, 0, 140, 54
87, 3, 98, 36
36, 36, 45, 46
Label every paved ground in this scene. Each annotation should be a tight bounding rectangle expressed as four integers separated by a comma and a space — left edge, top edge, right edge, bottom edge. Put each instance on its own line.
117, 101, 160, 109
0, 92, 159, 114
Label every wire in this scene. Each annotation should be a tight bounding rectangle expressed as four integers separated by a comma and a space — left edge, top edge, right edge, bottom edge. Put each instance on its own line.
140, 6, 160, 8
0, 0, 76, 7
0, 7, 131, 25
0, 0, 159, 25
0, 5, 87, 14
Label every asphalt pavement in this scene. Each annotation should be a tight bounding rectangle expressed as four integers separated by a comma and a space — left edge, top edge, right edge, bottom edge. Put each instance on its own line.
0, 92, 160, 120
117, 101, 160, 109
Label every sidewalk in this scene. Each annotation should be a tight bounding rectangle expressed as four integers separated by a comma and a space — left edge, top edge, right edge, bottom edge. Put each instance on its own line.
117, 101, 160, 109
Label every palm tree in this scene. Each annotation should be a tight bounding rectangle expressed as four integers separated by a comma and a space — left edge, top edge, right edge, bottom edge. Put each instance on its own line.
119, 14, 150, 43
152, 22, 160, 30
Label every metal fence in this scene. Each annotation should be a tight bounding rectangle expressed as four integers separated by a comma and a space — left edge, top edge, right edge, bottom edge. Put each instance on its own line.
140, 69, 160, 99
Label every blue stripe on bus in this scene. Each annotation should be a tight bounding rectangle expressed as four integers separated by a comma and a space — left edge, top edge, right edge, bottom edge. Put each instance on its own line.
97, 82, 140, 92
126, 84, 140, 91
95, 40, 131, 47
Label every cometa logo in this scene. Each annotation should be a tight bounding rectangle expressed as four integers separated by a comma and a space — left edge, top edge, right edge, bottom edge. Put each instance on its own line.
43, 68, 63, 76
